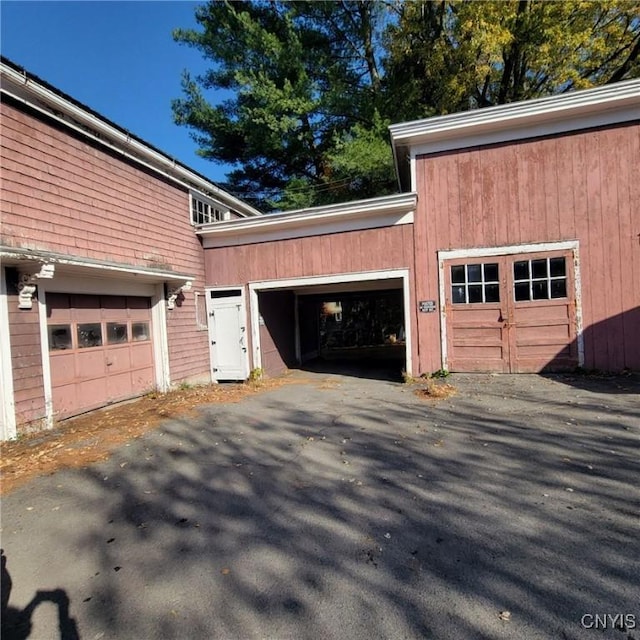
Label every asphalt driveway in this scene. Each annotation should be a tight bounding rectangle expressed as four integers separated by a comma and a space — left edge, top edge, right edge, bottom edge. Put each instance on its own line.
1, 370, 638, 640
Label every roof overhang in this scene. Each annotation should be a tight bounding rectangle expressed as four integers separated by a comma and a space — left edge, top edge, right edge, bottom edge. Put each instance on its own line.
197, 193, 417, 248
390, 79, 640, 192
0, 246, 194, 285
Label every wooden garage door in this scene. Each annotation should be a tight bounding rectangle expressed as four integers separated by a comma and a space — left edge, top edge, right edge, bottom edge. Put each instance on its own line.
445, 250, 578, 373
46, 294, 154, 419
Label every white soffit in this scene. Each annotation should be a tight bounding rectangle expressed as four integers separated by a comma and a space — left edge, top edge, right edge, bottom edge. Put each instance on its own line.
198, 193, 417, 248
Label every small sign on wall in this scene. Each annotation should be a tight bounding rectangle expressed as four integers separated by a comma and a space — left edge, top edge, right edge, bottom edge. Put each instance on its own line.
419, 300, 437, 313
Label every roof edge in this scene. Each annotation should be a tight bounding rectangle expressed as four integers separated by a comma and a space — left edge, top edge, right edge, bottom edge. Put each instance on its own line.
389, 79, 640, 143
0, 56, 261, 218
196, 192, 417, 237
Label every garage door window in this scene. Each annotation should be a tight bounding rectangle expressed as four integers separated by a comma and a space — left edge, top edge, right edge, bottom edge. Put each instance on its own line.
48, 325, 72, 351
132, 322, 150, 342
78, 323, 103, 348
107, 322, 128, 344
451, 263, 500, 304
514, 257, 567, 301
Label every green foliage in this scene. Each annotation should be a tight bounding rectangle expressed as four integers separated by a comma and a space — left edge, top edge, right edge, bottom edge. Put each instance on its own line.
386, 1, 640, 117
173, 0, 394, 210
173, 0, 640, 208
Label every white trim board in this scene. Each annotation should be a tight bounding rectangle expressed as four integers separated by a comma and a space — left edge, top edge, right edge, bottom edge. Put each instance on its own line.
390, 79, 640, 192
0, 246, 194, 286
438, 241, 579, 261
248, 269, 413, 375
437, 241, 583, 371
0, 267, 17, 440
36, 277, 173, 425
198, 193, 417, 248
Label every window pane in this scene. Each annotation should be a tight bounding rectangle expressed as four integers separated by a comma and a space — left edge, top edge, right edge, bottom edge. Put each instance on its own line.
132, 322, 150, 342
532, 280, 549, 299
451, 265, 465, 284
550, 257, 566, 277
532, 259, 548, 278
468, 285, 483, 303
484, 284, 500, 302
513, 261, 529, 281
48, 324, 72, 351
467, 264, 482, 282
107, 322, 128, 344
484, 263, 499, 282
452, 286, 466, 304
550, 279, 567, 298
515, 283, 530, 301
78, 323, 102, 348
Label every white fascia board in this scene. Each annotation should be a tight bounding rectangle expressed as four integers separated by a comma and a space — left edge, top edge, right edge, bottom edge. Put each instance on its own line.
389, 79, 640, 147
198, 193, 417, 247
0, 246, 194, 284
0, 62, 261, 218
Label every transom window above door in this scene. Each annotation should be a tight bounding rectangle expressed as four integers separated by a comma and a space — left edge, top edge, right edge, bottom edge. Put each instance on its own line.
451, 263, 500, 304
513, 257, 567, 301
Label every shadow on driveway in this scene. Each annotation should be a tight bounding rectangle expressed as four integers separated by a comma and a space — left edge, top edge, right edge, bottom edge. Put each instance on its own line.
2, 372, 638, 639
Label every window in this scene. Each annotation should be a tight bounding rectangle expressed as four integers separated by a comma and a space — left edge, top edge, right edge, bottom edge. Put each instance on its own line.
77, 323, 102, 348
49, 324, 72, 351
451, 263, 500, 304
132, 322, 150, 342
107, 322, 128, 344
513, 257, 567, 301
190, 193, 229, 225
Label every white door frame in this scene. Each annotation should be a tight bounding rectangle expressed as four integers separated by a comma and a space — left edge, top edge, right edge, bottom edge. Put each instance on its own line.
437, 240, 583, 371
205, 286, 250, 381
38, 276, 170, 427
248, 268, 413, 375
0, 267, 17, 440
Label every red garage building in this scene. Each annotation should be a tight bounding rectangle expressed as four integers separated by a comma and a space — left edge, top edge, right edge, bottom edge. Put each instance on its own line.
198, 80, 639, 380
1, 56, 638, 440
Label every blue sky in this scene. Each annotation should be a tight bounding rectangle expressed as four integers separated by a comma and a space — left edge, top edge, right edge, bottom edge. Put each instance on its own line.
1, 1, 233, 183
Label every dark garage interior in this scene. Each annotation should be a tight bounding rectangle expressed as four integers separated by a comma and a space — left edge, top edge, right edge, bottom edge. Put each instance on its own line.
257, 284, 406, 381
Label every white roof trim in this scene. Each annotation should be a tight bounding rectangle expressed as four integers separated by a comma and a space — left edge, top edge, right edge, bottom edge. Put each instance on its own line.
390, 79, 640, 191
0, 246, 194, 284
198, 193, 417, 248
0, 61, 261, 218
390, 79, 640, 144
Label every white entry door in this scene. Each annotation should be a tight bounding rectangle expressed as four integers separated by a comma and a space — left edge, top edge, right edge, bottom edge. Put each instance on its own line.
206, 288, 249, 381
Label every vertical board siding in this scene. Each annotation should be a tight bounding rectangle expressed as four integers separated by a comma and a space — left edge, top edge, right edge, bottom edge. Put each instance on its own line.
414, 122, 640, 373
1, 101, 209, 395
205, 225, 415, 374
204, 225, 413, 286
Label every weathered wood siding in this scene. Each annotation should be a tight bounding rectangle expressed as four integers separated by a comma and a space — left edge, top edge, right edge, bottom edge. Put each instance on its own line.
1, 100, 209, 388
6, 285, 44, 432
258, 291, 297, 375
414, 122, 640, 373
204, 224, 418, 371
